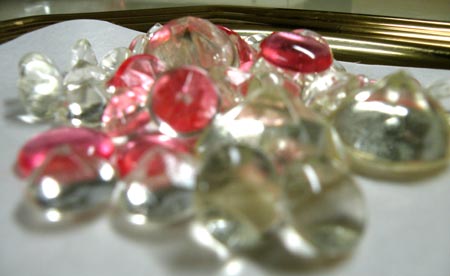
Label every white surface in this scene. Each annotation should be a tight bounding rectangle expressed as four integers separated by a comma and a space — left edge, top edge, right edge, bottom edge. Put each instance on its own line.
1, 20, 450, 276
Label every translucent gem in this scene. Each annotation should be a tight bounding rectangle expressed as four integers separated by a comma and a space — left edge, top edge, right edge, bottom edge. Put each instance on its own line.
117, 132, 193, 177
101, 87, 150, 137
16, 127, 115, 178
302, 71, 363, 117
61, 63, 107, 127
218, 26, 255, 66
18, 52, 63, 120
101, 47, 131, 77
27, 147, 116, 221
129, 23, 163, 55
260, 31, 333, 73
279, 157, 365, 259
196, 72, 303, 155
333, 71, 450, 178
195, 144, 280, 251
114, 148, 196, 226
145, 16, 236, 69
244, 33, 269, 52
71, 39, 98, 67
106, 54, 166, 96
208, 66, 248, 111
150, 66, 220, 136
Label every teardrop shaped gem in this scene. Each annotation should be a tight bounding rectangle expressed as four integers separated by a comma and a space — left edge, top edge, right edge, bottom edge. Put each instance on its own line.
18, 52, 63, 120
71, 39, 98, 67
101, 47, 131, 77
333, 71, 450, 178
145, 16, 236, 69
195, 144, 281, 251
27, 147, 116, 222
16, 127, 115, 178
101, 87, 150, 137
149, 66, 220, 136
114, 148, 196, 226
116, 132, 193, 177
279, 157, 365, 259
129, 23, 163, 55
260, 31, 333, 73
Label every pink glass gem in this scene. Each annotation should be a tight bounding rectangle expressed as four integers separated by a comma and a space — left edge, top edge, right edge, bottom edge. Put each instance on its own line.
217, 25, 255, 65
16, 127, 115, 178
102, 87, 151, 137
260, 31, 333, 73
106, 54, 166, 95
145, 16, 236, 69
150, 66, 219, 135
117, 132, 193, 177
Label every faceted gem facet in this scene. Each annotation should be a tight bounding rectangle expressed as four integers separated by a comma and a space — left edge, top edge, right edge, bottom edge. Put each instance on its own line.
115, 148, 196, 225
333, 71, 450, 178
27, 147, 116, 220
106, 54, 166, 96
145, 16, 236, 69
116, 132, 193, 176
101, 47, 131, 77
101, 87, 150, 137
280, 157, 365, 259
16, 127, 115, 178
260, 31, 333, 73
195, 144, 280, 251
18, 52, 63, 120
218, 26, 255, 66
71, 39, 98, 67
150, 66, 219, 135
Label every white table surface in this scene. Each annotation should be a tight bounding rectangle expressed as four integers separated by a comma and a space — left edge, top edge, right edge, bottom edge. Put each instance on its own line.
1, 20, 449, 276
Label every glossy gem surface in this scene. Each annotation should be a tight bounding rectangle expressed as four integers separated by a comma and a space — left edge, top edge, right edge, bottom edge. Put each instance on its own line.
145, 16, 236, 69
150, 66, 219, 135
280, 158, 365, 259
27, 147, 116, 219
333, 71, 450, 177
117, 132, 193, 176
16, 127, 115, 178
260, 31, 333, 73
18, 52, 63, 119
115, 148, 196, 225
101, 47, 131, 77
195, 144, 280, 250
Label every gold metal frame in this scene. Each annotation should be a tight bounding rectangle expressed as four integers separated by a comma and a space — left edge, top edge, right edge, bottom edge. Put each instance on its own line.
1, 6, 449, 69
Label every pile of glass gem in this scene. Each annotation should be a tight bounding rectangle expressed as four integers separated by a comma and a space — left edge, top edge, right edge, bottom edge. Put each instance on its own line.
14, 16, 450, 262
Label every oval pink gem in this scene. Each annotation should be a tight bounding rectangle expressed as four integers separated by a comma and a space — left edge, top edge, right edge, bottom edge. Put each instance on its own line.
150, 66, 219, 135
16, 127, 115, 178
117, 132, 194, 176
260, 31, 333, 73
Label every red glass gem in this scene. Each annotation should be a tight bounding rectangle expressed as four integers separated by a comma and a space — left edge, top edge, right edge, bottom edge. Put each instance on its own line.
106, 54, 166, 95
150, 66, 219, 135
102, 87, 151, 137
117, 132, 193, 177
260, 31, 333, 73
16, 127, 115, 178
217, 25, 255, 65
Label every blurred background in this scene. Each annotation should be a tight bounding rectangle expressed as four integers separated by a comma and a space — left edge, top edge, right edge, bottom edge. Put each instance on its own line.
0, 0, 449, 21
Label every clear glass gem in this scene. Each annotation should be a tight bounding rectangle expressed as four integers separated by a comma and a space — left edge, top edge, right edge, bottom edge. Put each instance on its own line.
333, 71, 450, 178
18, 52, 63, 120
195, 144, 280, 251
145, 16, 236, 69
150, 66, 220, 136
114, 148, 196, 226
16, 127, 115, 178
218, 26, 255, 66
71, 39, 98, 67
279, 157, 365, 259
129, 23, 163, 55
101, 47, 131, 77
244, 33, 269, 52
27, 146, 116, 222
